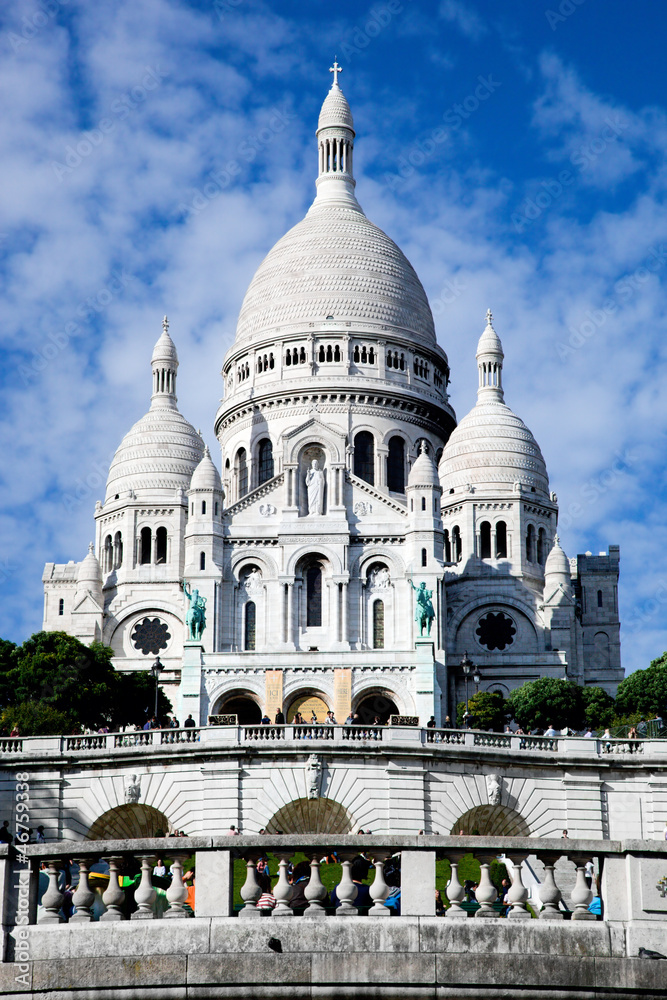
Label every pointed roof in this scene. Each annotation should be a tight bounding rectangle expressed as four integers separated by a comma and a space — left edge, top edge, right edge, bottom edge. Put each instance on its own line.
408, 441, 440, 488
151, 315, 179, 365
476, 309, 504, 358
190, 445, 223, 492
545, 535, 571, 579
318, 62, 354, 132
77, 542, 102, 587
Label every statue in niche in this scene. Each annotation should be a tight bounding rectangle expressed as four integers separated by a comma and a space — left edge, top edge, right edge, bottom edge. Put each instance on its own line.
305, 459, 325, 515
370, 566, 390, 589
124, 775, 141, 805
243, 567, 262, 595
486, 773, 502, 806
409, 580, 435, 636
307, 755, 323, 800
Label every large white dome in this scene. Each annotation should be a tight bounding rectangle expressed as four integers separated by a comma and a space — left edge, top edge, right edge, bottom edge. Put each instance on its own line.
234, 204, 437, 348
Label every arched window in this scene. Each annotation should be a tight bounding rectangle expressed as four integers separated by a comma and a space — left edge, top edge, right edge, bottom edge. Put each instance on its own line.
139, 527, 151, 565
58, 598, 64, 616
285, 351, 291, 366
155, 527, 167, 564
421, 548, 427, 567
387, 436, 405, 493
452, 525, 462, 562
537, 527, 546, 566
257, 438, 274, 485
104, 535, 112, 573
373, 599, 385, 649
444, 529, 451, 563
480, 521, 491, 559
201, 501, 206, 515
200, 551, 206, 571
496, 521, 507, 559
334, 345, 341, 362
526, 524, 534, 562
597, 589, 603, 608
306, 564, 322, 627
421, 496, 426, 511
319, 345, 325, 362
299, 346, 306, 363
354, 431, 375, 485
593, 631, 610, 671
214, 501, 219, 516
113, 531, 123, 570
244, 601, 256, 651
236, 447, 248, 499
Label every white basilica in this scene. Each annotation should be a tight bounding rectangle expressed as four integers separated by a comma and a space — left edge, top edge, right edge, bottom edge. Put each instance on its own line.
41, 68, 623, 726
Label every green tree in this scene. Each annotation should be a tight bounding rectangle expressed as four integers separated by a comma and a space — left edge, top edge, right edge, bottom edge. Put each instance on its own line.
457, 691, 508, 731
0, 631, 172, 733
1, 702, 74, 737
506, 677, 584, 731
615, 653, 667, 718
580, 685, 615, 729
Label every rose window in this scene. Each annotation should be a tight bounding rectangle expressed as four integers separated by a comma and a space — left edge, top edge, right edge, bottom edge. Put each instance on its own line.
131, 617, 171, 656
476, 612, 516, 651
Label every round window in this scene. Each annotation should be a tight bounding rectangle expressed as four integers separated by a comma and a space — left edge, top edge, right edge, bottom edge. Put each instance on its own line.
131, 617, 171, 656
476, 611, 516, 651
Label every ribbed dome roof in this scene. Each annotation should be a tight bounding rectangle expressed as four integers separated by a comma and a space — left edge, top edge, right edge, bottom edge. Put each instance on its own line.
439, 400, 549, 497
408, 444, 440, 488
152, 317, 178, 364
545, 536, 570, 579
105, 408, 204, 501
190, 446, 222, 492
77, 543, 102, 586
234, 206, 437, 347
318, 83, 354, 131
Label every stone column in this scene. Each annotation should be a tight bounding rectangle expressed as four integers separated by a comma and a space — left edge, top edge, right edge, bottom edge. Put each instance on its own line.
335, 854, 359, 916
272, 854, 294, 917
569, 856, 595, 920
444, 853, 467, 918
164, 856, 192, 919
238, 854, 262, 919
71, 858, 96, 922
474, 854, 499, 917
368, 853, 391, 916
303, 856, 328, 917
131, 855, 157, 919
505, 854, 531, 919
101, 857, 126, 922
538, 853, 564, 919
38, 861, 64, 924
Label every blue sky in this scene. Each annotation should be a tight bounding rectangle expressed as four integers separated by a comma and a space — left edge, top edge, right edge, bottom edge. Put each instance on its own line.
1, 0, 666, 676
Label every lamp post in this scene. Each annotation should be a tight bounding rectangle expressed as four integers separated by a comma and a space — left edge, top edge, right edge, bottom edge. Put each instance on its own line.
151, 657, 164, 722
461, 652, 473, 725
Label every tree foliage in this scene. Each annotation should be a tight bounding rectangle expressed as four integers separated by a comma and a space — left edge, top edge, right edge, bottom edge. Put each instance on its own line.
506, 677, 584, 731
580, 685, 615, 729
456, 691, 508, 731
0, 631, 172, 735
615, 653, 667, 718
1, 702, 74, 737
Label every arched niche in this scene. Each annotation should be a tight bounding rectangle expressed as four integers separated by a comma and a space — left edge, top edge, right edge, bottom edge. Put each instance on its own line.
266, 797, 354, 835
86, 804, 171, 841
287, 692, 330, 722
214, 692, 263, 724
355, 691, 399, 725
298, 442, 327, 516
450, 805, 530, 837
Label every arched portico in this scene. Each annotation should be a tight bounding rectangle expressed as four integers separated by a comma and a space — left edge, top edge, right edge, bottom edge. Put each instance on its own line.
266, 797, 354, 834
86, 804, 172, 840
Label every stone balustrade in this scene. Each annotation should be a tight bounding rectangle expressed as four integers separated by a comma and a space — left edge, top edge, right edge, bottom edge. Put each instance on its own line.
3, 837, 667, 999
0, 726, 664, 760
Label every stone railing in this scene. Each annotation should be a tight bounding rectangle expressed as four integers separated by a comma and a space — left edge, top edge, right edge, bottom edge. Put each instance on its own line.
1, 835, 666, 928
1, 726, 665, 760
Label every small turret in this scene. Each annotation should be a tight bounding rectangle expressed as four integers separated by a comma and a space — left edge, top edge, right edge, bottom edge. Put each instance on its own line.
75, 542, 103, 606
151, 316, 179, 410
476, 309, 504, 402
544, 535, 573, 604
314, 61, 359, 209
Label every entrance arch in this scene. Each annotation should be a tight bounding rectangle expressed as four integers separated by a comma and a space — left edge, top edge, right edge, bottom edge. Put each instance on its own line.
266, 797, 354, 834
450, 805, 530, 837
287, 692, 330, 722
355, 691, 399, 725
216, 695, 262, 725
86, 804, 171, 840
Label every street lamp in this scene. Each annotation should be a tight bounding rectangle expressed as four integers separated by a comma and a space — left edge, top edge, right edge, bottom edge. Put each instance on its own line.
151, 657, 164, 721
461, 652, 474, 725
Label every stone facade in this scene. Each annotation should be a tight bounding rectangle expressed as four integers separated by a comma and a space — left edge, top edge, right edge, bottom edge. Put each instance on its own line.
41, 70, 623, 728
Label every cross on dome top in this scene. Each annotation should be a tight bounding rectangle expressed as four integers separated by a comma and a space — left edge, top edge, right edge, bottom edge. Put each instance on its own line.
329, 60, 342, 86
486, 308, 494, 328
163, 315, 169, 334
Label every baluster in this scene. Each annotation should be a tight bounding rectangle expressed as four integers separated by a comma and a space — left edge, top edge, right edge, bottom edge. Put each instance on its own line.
368, 853, 391, 916
70, 858, 96, 922
569, 856, 595, 920
304, 855, 328, 917
474, 854, 499, 917
272, 854, 294, 917
132, 854, 157, 920
165, 855, 192, 918
238, 854, 262, 919
538, 853, 564, 919
335, 853, 359, 916
444, 853, 467, 918
101, 856, 126, 921
39, 861, 64, 924
505, 854, 531, 919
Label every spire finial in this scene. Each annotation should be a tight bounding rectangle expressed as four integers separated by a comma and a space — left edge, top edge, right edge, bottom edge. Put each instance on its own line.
330, 59, 342, 86
420, 439, 427, 455
163, 315, 169, 335
486, 308, 493, 328
88, 541, 94, 555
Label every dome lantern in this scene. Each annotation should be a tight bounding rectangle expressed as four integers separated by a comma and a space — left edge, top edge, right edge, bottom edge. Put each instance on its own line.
314, 61, 359, 209
151, 316, 179, 410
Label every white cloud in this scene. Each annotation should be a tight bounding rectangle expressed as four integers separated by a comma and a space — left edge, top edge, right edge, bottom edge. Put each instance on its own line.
438, 0, 488, 42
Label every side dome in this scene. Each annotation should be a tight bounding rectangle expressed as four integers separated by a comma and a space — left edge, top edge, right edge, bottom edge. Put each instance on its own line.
190, 446, 222, 492
439, 312, 549, 498
105, 320, 205, 501
234, 208, 437, 347
408, 442, 440, 488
